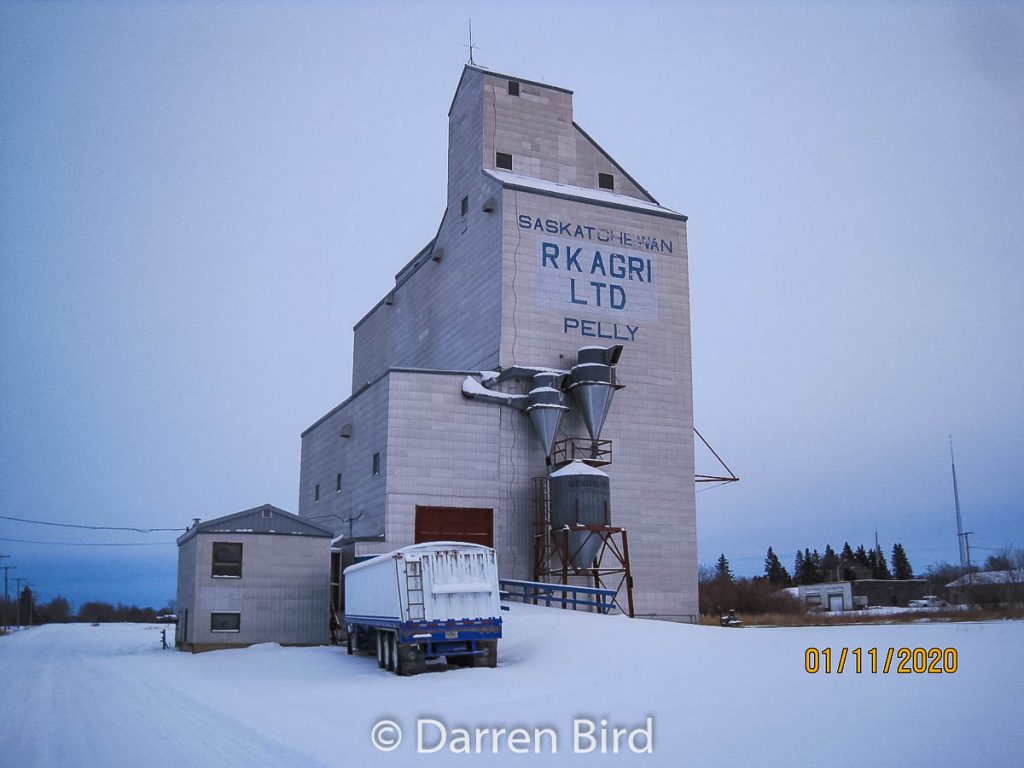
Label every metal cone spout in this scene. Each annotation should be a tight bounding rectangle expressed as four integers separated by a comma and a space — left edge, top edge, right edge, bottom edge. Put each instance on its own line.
568, 345, 624, 440
528, 406, 564, 457
526, 372, 569, 457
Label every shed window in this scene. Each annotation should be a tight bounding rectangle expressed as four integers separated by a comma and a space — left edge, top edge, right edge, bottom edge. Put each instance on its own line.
210, 612, 241, 632
599, 172, 614, 190
336, 472, 342, 493
496, 152, 513, 171
212, 542, 243, 578
461, 195, 469, 216
315, 483, 320, 502
372, 452, 381, 476
508, 80, 520, 96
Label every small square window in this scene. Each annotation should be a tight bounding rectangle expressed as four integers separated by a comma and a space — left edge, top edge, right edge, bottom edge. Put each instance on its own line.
372, 452, 381, 476
212, 542, 242, 578
496, 152, 513, 171
261, 508, 272, 519
336, 473, 342, 493
461, 195, 468, 216
599, 173, 614, 190
314, 484, 320, 502
210, 612, 240, 632
508, 81, 519, 96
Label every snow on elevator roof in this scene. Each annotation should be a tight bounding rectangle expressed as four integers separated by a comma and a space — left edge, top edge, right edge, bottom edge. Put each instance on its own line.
483, 169, 687, 221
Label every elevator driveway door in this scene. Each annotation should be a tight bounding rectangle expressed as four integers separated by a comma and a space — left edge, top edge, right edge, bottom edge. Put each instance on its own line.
414, 506, 493, 548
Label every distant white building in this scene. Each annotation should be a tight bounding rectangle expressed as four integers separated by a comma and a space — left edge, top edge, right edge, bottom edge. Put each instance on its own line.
175, 504, 333, 652
797, 582, 855, 611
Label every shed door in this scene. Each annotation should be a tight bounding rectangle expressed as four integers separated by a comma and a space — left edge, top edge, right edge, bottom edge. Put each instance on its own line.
415, 506, 493, 548
828, 594, 845, 612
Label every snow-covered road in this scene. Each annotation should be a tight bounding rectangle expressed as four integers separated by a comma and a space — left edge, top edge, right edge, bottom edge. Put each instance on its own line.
0, 623, 333, 768
1, 609, 1022, 767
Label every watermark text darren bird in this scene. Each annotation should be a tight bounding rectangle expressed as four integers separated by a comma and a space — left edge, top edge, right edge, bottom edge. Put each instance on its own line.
371, 716, 655, 755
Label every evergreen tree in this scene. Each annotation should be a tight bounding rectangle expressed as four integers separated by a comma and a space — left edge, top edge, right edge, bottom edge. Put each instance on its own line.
870, 545, 892, 579
18, 586, 33, 626
821, 544, 840, 582
793, 549, 806, 583
880, 546, 892, 578
811, 549, 823, 582
891, 543, 913, 579
764, 547, 791, 586
794, 548, 821, 585
715, 553, 733, 582
839, 542, 857, 580
854, 544, 871, 568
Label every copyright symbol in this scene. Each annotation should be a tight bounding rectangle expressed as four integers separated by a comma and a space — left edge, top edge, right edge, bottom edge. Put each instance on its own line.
371, 719, 402, 752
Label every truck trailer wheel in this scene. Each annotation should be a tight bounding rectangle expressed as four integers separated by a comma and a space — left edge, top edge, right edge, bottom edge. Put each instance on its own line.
346, 629, 354, 656
396, 643, 425, 677
470, 640, 498, 668
386, 632, 397, 672
376, 631, 386, 668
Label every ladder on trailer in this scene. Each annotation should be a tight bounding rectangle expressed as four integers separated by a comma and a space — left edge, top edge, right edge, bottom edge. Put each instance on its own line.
406, 559, 425, 620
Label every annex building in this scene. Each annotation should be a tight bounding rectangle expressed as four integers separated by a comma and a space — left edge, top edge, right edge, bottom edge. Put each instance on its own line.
299, 65, 698, 621
175, 504, 332, 651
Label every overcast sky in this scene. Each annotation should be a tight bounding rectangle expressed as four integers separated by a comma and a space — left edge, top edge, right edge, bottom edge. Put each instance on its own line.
2, 1, 1021, 609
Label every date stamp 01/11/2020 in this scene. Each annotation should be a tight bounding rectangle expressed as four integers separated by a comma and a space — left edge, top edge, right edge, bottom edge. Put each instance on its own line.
804, 647, 958, 675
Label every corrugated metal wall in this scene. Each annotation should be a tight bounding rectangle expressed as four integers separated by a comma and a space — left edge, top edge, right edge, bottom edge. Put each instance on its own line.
185, 533, 330, 648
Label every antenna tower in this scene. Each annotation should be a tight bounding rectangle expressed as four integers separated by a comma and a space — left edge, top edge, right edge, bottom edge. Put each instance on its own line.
466, 20, 477, 65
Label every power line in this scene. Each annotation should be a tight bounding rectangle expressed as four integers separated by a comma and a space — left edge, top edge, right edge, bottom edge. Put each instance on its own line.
0, 537, 174, 547
0, 514, 185, 533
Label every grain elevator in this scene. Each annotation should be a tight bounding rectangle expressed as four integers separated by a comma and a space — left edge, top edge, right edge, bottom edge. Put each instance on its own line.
299, 64, 697, 621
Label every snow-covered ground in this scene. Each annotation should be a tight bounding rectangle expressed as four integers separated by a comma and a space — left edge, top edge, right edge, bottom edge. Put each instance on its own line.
1, 605, 1021, 767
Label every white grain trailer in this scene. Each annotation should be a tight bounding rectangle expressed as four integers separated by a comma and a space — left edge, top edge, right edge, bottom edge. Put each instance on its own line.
343, 541, 501, 675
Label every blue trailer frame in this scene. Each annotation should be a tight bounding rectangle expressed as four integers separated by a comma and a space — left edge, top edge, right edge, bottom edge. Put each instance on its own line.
345, 614, 502, 674
346, 614, 502, 656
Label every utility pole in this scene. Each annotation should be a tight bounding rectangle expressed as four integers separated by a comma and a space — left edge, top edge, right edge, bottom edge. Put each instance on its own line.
0, 558, 13, 630
24, 583, 34, 627
14, 577, 28, 628
963, 532, 975, 586
950, 436, 967, 568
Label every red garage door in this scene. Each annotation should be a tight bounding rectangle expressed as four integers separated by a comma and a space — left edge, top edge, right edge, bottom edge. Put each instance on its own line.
415, 506, 493, 548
